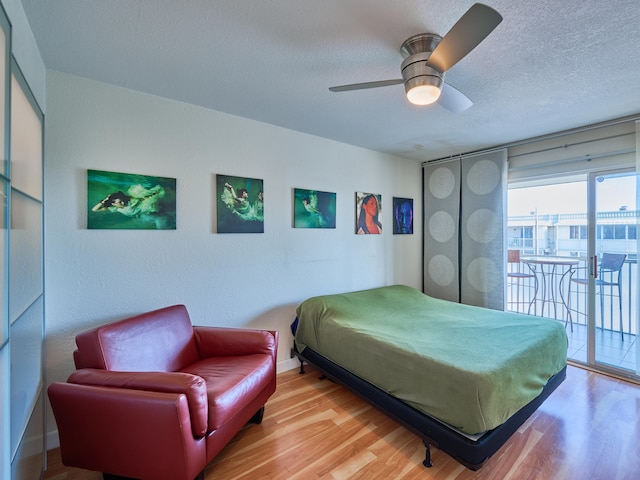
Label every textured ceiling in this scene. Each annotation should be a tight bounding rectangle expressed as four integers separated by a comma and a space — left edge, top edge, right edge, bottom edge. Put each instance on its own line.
20, 0, 640, 162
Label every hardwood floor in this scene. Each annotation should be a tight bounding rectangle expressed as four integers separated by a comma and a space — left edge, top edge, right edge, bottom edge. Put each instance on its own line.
45, 364, 640, 480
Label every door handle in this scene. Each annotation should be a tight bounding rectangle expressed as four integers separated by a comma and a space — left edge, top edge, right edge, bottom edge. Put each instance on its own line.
590, 255, 598, 279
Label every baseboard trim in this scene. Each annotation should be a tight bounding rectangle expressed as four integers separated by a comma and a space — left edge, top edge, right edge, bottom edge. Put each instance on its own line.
46, 429, 60, 451
277, 357, 300, 373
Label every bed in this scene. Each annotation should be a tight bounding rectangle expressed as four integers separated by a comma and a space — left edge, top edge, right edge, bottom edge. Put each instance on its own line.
292, 285, 568, 470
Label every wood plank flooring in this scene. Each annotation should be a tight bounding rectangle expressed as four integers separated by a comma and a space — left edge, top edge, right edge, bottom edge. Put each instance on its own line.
45, 364, 640, 480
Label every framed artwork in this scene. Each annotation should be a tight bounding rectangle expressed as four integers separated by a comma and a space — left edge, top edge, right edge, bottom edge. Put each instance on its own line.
216, 174, 264, 233
293, 188, 336, 228
88, 169, 176, 229
393, 197, 414, 234
355, 192, 382, 234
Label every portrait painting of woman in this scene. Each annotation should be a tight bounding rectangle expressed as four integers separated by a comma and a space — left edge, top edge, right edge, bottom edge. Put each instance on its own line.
355, 192, 382, 235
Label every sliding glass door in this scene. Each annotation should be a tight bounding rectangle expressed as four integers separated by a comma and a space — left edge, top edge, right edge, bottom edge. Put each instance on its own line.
507, 169, 638, 380
589, 169, 638, 374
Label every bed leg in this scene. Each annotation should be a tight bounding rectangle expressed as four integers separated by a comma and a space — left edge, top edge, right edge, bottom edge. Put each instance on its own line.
291, 348, 306, 374
423, 441, 433, 468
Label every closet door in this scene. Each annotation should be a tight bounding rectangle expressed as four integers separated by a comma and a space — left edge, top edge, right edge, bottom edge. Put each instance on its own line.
0, 6, 10, 479
9, 62, 45, 478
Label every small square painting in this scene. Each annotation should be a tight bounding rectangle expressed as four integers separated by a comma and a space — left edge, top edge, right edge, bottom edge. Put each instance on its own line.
293, 188, 336, 228
216, 174, 264, 233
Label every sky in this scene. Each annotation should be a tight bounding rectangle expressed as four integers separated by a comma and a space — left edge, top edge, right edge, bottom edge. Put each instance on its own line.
508, 174, 637, 216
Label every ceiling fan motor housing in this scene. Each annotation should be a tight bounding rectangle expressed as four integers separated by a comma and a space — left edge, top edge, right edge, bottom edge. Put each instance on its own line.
400, 33, 444, 100
401, 52, 443, 94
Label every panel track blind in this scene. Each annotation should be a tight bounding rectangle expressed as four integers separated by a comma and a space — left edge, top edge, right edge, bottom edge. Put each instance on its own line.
423, 149, 507, 310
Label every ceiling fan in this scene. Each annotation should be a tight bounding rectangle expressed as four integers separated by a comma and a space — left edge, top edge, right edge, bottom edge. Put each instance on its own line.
329, 3, 502, 112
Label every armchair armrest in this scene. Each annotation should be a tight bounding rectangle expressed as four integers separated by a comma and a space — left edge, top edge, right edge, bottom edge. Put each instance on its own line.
48, 382, 206, 480
193, 326, 278, 360
68, 368, 208, 437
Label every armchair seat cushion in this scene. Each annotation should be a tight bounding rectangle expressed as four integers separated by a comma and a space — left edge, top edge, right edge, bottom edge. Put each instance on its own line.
182, 354, 274, 430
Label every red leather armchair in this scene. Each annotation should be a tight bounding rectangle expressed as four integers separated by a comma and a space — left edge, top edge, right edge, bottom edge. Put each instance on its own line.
48, 305, 278, 480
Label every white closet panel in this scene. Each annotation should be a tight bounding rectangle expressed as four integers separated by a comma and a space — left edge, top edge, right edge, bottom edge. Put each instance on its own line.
9, 191, 42, 324
10, 74, 42, 200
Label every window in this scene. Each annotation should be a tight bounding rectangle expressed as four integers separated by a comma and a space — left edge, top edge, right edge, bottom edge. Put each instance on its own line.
599, 225, 614, 239
570, 225, 587, 239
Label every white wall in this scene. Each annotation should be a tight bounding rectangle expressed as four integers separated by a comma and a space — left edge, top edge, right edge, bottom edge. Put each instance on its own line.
44, 71, 422, 446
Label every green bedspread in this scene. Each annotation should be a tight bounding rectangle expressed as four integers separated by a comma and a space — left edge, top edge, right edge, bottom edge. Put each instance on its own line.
295, 285, 568, 434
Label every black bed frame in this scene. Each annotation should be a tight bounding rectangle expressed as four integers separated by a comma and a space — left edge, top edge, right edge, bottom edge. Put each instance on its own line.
293, 346, 566, 470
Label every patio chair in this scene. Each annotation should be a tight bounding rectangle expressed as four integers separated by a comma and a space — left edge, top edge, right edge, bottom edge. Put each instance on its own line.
506, 249, 537, 314
570, 252, 627, 340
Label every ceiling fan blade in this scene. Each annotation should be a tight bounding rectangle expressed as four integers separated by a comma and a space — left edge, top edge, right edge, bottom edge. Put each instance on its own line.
329, 79, 404, 92
438, 82, 473, 113
428, 3, 502, 73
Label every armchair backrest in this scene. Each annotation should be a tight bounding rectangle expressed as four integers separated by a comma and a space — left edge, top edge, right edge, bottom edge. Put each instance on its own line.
74, 304, 200, 372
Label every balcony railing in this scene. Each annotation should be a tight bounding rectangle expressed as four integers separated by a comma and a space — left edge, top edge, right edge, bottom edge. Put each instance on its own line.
507, 255, 637, 336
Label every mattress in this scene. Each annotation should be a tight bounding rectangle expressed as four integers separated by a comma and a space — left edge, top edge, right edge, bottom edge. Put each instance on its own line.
294, 285, 568, 434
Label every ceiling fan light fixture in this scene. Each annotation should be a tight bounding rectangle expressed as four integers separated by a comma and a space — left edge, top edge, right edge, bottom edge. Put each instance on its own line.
404, 75, 442, 106
406, 81, 442, 106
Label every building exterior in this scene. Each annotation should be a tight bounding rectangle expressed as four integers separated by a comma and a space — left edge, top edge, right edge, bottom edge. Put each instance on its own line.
508, 209, 638, 259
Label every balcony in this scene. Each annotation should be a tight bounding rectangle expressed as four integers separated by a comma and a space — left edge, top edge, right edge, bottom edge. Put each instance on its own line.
507, 255, 637, 372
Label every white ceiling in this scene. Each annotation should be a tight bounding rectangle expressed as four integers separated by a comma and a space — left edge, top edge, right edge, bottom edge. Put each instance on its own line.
20, 0, 640, 162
